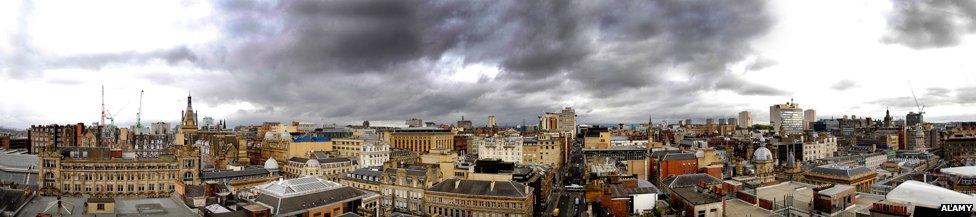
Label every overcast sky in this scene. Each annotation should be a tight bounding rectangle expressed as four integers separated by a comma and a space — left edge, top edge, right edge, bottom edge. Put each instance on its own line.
2, 0, 976, 129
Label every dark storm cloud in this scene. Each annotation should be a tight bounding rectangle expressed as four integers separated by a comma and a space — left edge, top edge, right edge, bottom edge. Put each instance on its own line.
883, 0, 976, 49
3, 0, 780, 126
831, 80, 859, 91
190, 0, 782, 125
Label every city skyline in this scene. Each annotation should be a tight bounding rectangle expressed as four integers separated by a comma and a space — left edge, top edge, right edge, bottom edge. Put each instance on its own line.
3, 0, 976, 128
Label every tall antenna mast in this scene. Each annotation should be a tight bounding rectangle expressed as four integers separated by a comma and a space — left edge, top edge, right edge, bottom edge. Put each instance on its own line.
137, 90, 144, 132
101, 85, 106, 126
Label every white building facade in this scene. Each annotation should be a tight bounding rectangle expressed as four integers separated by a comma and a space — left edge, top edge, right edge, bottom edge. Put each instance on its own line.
477, 136, 524, 163
802, 136, 838, 161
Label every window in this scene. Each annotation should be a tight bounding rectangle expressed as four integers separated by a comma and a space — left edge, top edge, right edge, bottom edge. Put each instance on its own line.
698, 210, 705, 217
97, 203, 105, 210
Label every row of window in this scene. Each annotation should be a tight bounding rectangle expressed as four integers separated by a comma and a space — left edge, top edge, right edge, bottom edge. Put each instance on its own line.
54, 172, 179, 181
427, 196, 526, 209
61, 183, 174, 192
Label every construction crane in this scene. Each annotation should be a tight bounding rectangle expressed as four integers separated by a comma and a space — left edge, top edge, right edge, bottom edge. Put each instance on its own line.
101, 85, 106, 126
909, 82, 926, 115
136, 90, 144, 133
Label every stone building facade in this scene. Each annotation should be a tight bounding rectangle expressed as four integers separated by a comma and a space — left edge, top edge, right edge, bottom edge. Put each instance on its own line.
423, 178, 534, 217
37, 145, 201, 197
389, 128, 454, 154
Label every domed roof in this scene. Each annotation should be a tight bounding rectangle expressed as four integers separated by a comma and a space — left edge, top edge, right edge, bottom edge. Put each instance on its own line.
264, 158, 279, 170
754, 146, 773, 161
306, 159, 320, 167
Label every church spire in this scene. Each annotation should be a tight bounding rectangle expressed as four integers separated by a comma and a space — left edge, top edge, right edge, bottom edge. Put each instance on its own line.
181, 93, 197, 129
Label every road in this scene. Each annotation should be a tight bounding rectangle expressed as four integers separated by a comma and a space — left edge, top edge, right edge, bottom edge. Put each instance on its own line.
547, 136, 586, 217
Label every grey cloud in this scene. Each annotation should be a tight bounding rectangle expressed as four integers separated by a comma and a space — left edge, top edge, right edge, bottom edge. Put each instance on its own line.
47, 47, 199, 70
199, 0, 780, 125
831, 80, 859, 91
957, 86, 976, 104
2, 0, 38, 78
746, 57, 777, 71
883, 0, 976, 49
868, 87, 963, 109
5, 0, 779, 127
926, 87, 951, 97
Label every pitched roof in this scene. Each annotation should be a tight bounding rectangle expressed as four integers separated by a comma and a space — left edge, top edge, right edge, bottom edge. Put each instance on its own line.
202, 167, 270, 180
255, 176, 343, 197
663, 173, 723, 189
427, 178, 530, 198
662, 152, 697, 161
807, 164, 875, 178
256, 186, 366, 215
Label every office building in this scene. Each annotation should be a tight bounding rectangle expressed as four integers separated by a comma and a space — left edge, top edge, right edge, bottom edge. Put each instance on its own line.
804, 109, 816, 131
487, 115, 497, 128
906, 112, 923, 126
405, 118, 423, 128
770, 100, 804, 135
738, 111, 753, 128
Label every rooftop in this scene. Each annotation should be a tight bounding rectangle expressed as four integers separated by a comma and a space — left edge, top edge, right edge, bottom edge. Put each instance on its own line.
756, 181, 815, 210
427, 178, 530, 198
663, 173, 723, 189
201, 167, 270, 180
0, 151, 37, 173
886, 180, 976, 208
671, 187, 721, 205
255, 185, 366, 216
817, 184, 854, 197
255, 176, 343, 198
807, 164, 875, 179
661, 152, 697, 161
725, 198, 776, 216
940, 166, 976, 177
18, 196, 196, 217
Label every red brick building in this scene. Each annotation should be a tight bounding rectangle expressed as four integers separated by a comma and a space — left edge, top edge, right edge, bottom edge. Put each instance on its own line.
657, 152, 699, 182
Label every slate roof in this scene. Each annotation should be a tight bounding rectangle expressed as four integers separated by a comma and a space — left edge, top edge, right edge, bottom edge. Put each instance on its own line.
650, 150, 681, 158
807, 164, 874, 178
384, 167, 428, 177
201, 167, 270, 180
256, 186, 366, 215
0, 188, 28, 213
0, 151, 37, 172
288, 157, 310, 163
427, 178, 530, 198
663, 173, 723, 189
610, 184, 661, 198
344, 167, 383, 183
661, 152, 697, 161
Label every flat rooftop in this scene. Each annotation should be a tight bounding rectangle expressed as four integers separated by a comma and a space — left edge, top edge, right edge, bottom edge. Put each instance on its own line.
756, 181, 815, 211
724, 198, 775, 216
17, 196, 196, 217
